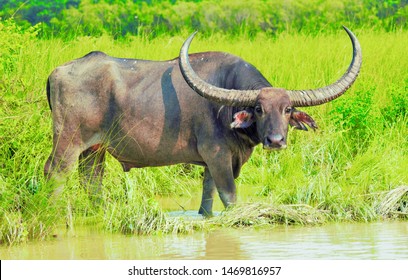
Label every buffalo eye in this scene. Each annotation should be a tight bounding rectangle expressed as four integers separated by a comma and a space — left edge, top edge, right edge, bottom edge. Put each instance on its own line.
255, 105, 263, 114
284, 107, 293, 114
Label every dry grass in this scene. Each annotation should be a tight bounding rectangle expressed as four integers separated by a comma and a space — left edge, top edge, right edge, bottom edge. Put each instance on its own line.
210, 203, 331, 227
376, 186, 408, 218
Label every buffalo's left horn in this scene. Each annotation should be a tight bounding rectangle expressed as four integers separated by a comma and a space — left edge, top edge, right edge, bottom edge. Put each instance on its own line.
179, 31, 260, 107
287, 26, 362, 107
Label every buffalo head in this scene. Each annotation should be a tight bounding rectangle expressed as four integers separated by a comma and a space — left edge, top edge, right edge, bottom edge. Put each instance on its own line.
179, 26, 362, 150
230, 88, 317, 149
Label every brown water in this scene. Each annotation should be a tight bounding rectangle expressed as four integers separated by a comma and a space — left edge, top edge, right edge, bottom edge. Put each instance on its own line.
1, 220, 407, 260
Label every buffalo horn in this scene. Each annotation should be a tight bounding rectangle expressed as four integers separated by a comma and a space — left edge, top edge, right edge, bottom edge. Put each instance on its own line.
287, 26, 362, 107
179, 31, 260, 107
179, 26, 362, 108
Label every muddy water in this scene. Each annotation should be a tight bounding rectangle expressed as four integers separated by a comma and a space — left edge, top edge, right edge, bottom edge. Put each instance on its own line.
1, 220, 407, 259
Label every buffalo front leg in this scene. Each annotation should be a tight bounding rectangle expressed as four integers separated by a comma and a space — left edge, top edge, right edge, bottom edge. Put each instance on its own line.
199, 167, 217, 217
78, 145, 106, 201
205, 159, 237, 211
44, 146, 82, 199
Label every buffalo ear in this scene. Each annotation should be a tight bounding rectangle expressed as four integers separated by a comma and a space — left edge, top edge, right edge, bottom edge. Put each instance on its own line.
289, 109, 318, 131
230, 110, 254, 129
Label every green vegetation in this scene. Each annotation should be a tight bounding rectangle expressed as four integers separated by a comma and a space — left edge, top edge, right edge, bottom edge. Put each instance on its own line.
0, 0, 407, 37
1, 1, 407, 245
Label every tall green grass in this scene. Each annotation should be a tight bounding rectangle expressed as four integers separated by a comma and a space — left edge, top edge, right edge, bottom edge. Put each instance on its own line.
1, 24, 407, 244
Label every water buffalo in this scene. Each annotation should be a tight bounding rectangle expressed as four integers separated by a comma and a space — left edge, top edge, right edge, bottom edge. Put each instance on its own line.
44, 26, 362, 216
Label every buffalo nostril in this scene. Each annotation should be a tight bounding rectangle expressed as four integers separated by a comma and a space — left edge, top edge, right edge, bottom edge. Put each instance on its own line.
271, 134, 285, 144
264, 134, 285, 147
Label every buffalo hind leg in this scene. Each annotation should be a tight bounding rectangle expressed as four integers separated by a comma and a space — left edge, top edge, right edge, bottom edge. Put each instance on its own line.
78, 145, 106, 202
199, 167, 217, 217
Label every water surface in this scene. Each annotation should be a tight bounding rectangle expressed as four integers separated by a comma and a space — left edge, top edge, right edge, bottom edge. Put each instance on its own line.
1, 221, 407, 259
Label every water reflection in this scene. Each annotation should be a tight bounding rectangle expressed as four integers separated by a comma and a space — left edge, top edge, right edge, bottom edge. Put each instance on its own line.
0, 221, 407, 260
236, 222, 408, 259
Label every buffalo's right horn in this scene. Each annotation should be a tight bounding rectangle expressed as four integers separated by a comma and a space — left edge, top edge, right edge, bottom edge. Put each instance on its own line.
179, 32, 260, 107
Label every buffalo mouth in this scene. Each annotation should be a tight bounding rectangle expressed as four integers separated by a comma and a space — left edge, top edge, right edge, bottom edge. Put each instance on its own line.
263, 144, 287, 151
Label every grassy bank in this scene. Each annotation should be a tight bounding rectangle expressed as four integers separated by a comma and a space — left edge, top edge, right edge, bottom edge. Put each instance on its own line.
1, 25, 407, 244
